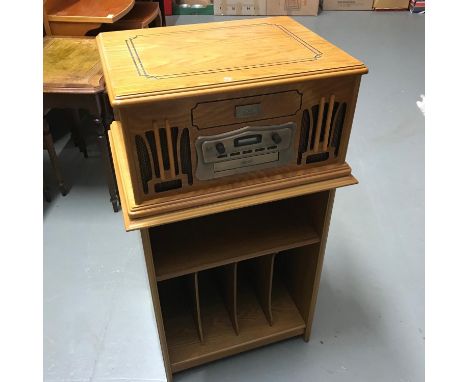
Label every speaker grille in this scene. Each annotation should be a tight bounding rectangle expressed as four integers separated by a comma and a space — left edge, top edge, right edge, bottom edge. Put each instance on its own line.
135, 135, 152, 194
297, 109, 311, 164
134, 122, 192, 195
180, 128, 193, 185
331, 103, 347, 157
298, 95, 347, 166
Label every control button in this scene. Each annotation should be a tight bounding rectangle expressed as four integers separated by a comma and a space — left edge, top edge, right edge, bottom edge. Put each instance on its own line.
271, 133, 282, 144
215, 142, 226, 154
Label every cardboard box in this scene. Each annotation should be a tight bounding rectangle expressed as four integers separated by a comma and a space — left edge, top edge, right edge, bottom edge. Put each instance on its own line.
373, 0, 410, 10
214, 0, 266, 15
214, 1, 319, 16
267, 1, 319, 15
409, 0, 425, 13
322, 0, 373, 11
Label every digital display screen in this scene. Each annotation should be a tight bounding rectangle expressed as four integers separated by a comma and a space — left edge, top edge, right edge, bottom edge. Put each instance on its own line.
234, 134, 262, 147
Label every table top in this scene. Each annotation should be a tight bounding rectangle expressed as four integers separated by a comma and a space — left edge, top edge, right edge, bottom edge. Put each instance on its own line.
43, 37, 104, 94
45, 0, 135, 24
96, 16, 368, 107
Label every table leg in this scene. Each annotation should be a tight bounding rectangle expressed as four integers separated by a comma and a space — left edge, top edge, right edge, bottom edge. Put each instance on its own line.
44, 183, 52, 202
158, 0, 166, 26
44, 117, 68, 196
94, 115, 119, 212
71, 109, 88, 158
147, 1, 165, 27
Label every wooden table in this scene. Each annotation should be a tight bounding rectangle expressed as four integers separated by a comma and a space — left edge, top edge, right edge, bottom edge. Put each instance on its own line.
44, 37, 119, 212
44, 0, 135, 36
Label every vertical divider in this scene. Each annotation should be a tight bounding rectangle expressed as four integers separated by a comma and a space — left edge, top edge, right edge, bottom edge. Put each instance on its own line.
252, 253, 276, 326
322, 95, 335, 151
165, 120, 177, 178
219, 263, 239, 335
153, 122, 166, 180
313, 97, 325, 152
188, 272, 204, 343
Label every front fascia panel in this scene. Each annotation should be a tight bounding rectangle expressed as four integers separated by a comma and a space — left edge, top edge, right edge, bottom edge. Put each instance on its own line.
116, 74, 361, 206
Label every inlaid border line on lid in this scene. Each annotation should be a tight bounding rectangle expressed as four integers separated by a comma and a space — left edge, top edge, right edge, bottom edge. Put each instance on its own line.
125, 23, 323, 80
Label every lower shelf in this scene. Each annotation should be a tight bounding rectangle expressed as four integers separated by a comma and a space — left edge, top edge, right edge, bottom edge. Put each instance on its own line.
160, 275, 305, 373
151, 191, 334, 376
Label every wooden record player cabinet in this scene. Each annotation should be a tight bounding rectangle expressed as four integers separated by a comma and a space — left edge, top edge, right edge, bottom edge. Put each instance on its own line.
98, 17, 367, 380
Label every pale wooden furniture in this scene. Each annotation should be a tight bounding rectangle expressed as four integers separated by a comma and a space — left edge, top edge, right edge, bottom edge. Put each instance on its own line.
43, 0, 161, 36
43, 36, 119, 211
98, 17, 367, 380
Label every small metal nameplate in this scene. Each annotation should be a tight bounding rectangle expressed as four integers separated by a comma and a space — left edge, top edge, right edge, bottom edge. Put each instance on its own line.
235, 103, 261, 119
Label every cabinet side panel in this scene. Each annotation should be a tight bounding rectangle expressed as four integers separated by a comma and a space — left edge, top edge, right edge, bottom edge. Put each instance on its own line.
141, 229, 173, 381
336, 76, 362, 163
304, 189, 336, 340
119, 110, 147, 205
273, 190, 334, 339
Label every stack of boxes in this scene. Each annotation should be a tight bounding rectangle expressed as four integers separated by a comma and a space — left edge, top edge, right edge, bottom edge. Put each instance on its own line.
322, 1, 374, 10
213, 1, 320, 16
372, 0, 410, 10
322, 0, 412, 10
169, 0, 423, 16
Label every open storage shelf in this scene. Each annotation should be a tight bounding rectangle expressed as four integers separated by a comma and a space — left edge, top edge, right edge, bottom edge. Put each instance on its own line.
150, 191, 333, 373
150, 196, 322, 281
158, 250, 314, 372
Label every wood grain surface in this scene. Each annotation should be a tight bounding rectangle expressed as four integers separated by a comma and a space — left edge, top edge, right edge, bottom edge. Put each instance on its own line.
149, 198, 320, 280
162, 270, 305, 373
97, 16, 368, 105
43, 37, 104, 93
45, 0, 135, 23
103, 17, 366, 377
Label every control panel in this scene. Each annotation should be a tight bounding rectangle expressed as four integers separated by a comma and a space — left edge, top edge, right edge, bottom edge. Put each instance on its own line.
195, 122, 296, 180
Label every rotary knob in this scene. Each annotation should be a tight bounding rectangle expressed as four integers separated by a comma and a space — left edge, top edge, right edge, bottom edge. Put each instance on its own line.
215, 142, 226, 155
271, 133, 282, 145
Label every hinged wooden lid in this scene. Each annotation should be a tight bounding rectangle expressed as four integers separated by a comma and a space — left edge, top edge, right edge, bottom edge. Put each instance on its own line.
97, 16, 367, 106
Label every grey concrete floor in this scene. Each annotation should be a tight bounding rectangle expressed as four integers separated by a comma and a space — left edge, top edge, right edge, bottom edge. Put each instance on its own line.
44, 11, 424, 382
